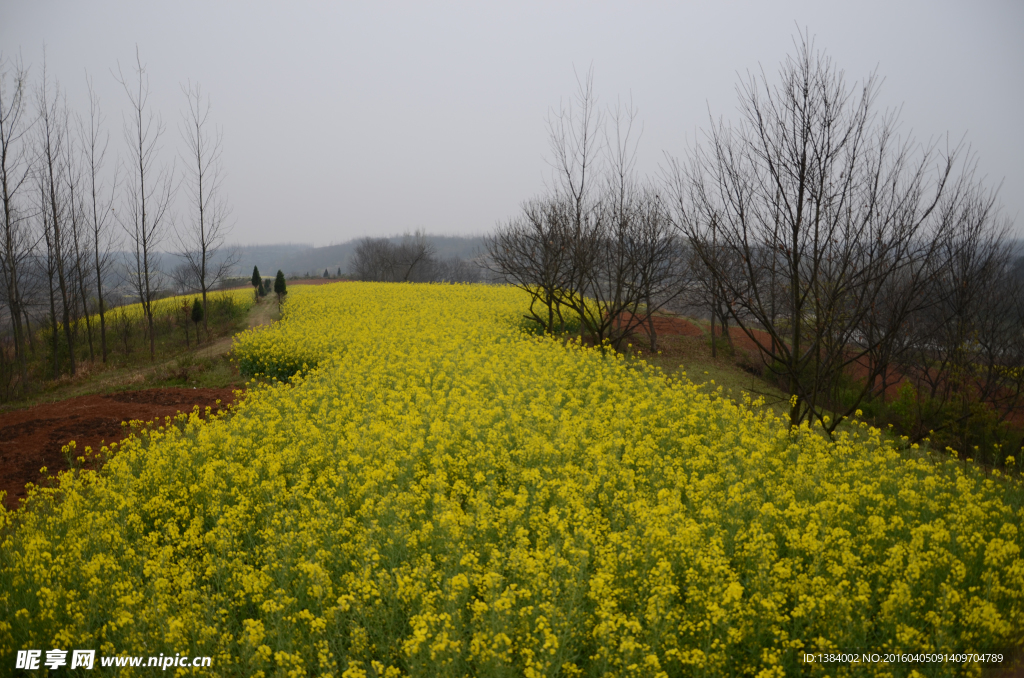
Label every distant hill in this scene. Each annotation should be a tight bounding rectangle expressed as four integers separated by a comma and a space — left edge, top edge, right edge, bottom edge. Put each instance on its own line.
225, 234, 488, 279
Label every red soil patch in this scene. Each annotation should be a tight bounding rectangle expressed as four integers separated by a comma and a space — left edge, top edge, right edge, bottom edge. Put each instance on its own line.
718, 325, 773, 356
845, 354, 909, 401
623, 313, 774, 353
654, 316, 705, 338
0, 387, 240, 510
620, 313, 705, 338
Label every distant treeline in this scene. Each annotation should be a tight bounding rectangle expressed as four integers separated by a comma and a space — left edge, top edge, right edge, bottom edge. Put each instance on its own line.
231, 234, 488, 283
346, 232, 483, 284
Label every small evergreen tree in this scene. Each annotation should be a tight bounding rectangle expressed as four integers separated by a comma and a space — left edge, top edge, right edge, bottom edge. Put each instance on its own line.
323, 268, 329, 278
191, 298, 204, 340
274, 270, 287, 305
258, 279, 267, 297
181, 298, 192, 348
251, 266, 261, 301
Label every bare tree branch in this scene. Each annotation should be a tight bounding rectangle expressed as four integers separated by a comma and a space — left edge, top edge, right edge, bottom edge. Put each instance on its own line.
669, 31, 960, 431
114, 46, 175, 361
177, 79, 234, 340
0, 51, 34, 390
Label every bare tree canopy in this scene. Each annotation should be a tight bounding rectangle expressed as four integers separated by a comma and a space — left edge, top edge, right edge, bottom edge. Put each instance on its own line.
668, 32, 970, 430
36, 55, 78, 376
488, 69, 688, 350
349, 231, 479, 284
897, 180, 1024, 452
0, 47, 244, 401
0, 52, 34, 391
115, 47, 174, 362
77, 71, 118, 363
176, 79, 235, 339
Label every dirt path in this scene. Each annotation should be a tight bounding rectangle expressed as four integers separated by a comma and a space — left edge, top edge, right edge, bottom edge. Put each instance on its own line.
196, 298, 279, 359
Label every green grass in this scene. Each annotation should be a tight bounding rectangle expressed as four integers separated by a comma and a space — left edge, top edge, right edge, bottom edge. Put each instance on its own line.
0, 297, 273, 411
636, 323, 791, 414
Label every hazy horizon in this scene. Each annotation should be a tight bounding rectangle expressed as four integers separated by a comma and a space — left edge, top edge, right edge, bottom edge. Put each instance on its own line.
4, 1, 1022, 246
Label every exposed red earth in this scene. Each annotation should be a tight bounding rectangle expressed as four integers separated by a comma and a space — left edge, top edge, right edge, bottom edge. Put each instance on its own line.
643, 314, 706, 338
0, 387, 239, 510
625, 313, 773, 360
717, 324, 773, 356
0, 284, 342, 510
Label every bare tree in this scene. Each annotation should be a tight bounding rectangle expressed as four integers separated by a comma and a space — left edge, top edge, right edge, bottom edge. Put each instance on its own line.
36, 58, 77, 375
349, 237, 394, 282
170, 260, 202, 295
78, 72, 117, 363
628, 189, 689, 351
111, 304, 134, 357
668, 33, 958, 431
559, 186, 685, 351
63, 108, 95, 362
177, 80, 233, 340
0, 52, 34, 390
349, 231, 438, 283
392, 231, 437, 282
486, 198, 577, 332
36, 168, 62, 377
548, 66, 603, 239
562, 100, 686, 350
486, 70, 602, 335
433, 254, 481, 283
676, 234, 741, 357
489, 74, 686, 349
116, 48, 174, 362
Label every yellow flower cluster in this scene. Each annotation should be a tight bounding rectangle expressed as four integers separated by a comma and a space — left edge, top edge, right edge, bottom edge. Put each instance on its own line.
232, 284, 353, 379
42, 288, 254, 339
107, 288, 256, 323
2, 282, 1022, 677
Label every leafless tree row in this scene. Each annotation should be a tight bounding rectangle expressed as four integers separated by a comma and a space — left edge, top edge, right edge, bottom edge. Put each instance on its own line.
667, 32, 1021, 440
0, 53, 33, 388
0, 48, 232, 397
488, 37, 1020, 445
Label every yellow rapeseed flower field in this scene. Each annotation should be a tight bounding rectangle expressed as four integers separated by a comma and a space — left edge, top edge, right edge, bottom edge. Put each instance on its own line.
2, 282, 1022, 677
103, 288, 257, 323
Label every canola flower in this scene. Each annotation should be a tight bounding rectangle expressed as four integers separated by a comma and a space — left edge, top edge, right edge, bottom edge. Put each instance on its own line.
105, 288, 256, 323
1, 282, 1023, 677
42, 288, 256, 338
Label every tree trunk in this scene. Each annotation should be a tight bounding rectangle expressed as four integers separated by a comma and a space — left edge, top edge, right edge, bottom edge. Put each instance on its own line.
710, 303, 717, 358
23, 307, 34, 354
74, 249, 94, 361
95, 245, 107, 362
47, 273, 59, 378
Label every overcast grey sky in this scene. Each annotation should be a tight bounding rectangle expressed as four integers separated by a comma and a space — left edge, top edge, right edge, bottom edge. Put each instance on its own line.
3, 1, 1022, 245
